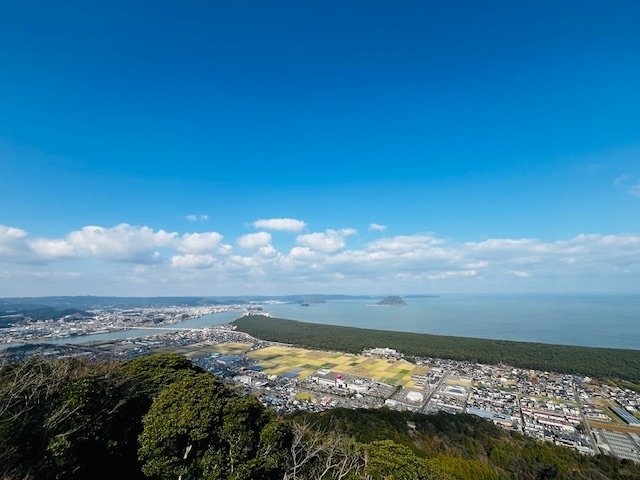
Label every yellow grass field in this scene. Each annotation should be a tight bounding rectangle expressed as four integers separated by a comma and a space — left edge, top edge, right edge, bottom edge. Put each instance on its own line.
247, 345, 428, 387
590, 421, 640, 434
446, 376, 473, 387
162, 341, 253, 358
212, 342, 253, 354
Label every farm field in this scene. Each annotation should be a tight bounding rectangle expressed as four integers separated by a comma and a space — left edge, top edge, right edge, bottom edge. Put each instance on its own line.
445, 375, 473, 387
247, 345, 428, 387
160, 341, 253, 358
589, 421, 640, 434
212, 342, 254, 354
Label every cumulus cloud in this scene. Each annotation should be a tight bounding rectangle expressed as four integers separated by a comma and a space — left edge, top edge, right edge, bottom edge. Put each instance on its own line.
288, 246, 324, 262
369, 223, 387, 232
296, 228, 357, 253
252, 218, 306, 232
185, 214, 209, 222
0, 225, 29, 257
29, 238, 77, 258
1, 222, 640, 294
36, 224, 178, 263
170, 254, 215, 269
366, 235, 448, 257
237, 232, 272, 249
178, 232, 225, 254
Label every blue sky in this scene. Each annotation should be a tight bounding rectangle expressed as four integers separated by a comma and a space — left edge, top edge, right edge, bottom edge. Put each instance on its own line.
1, 1, 639, 295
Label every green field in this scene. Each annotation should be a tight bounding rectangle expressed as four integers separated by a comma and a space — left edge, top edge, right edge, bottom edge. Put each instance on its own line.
248, 345, 428, 387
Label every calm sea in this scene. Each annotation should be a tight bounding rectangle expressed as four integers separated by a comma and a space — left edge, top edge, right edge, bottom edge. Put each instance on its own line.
263, 295, 640, 350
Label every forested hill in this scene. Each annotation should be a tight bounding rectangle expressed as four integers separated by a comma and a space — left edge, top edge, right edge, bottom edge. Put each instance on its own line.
232, 315, 640, 383
292, 408, 640, 480
2, 354, 639, 480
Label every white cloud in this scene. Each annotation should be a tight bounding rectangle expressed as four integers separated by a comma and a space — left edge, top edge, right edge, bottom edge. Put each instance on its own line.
296, 228, 357, 253
0, 225, 29, 257
237, 232, 272, 249
170, 254, 215, 269
367, 235, 445, 254
288, 246, 324, 262
29, 238, 77, 258
2, 222, 640, 294
64, 224, 177, 263
178, 232, 225, 254
252, 218, 306, 232
629, 182, 640, 197
0, 225, 27, 242
186, 214, 209, 222
19, 224, 177, 263
257, 244, 278, 257
369, 223, 387, 232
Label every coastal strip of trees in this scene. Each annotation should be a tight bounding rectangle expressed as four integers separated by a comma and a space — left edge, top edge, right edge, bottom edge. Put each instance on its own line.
232, 315, 640, 383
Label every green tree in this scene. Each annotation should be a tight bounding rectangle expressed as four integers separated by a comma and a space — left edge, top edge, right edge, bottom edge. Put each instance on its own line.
118, 353, 203, 399
0, 358, 118, 479
220, 395, 291, 479
138, 373, 289, 480
363, 440, 430, 480
426, 454, 499, 480
44, 373, 123, 478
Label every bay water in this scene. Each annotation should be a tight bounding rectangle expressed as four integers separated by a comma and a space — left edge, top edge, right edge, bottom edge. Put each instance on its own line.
262, 294, 640, 350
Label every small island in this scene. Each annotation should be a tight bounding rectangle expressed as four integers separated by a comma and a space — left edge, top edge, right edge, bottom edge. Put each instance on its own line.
375, 295, 406, 306
294, 295, 327, 305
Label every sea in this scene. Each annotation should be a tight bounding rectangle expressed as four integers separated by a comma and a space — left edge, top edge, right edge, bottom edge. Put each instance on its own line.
3, 294, 639, 350
261, 294, 640, 350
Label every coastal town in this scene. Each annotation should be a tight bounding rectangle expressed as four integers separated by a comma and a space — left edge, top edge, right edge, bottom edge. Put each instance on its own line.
3, 321, 639, 464
0, 304, 255, 344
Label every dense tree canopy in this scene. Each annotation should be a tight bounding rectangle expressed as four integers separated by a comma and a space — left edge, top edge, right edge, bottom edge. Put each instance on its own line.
1, 354, 640, 480
364, 440, 432, 480
138, 374, 289, 480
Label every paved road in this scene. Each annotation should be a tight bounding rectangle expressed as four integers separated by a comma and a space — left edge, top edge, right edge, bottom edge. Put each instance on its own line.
420, 370, 449, 413
575, 390, 599, 454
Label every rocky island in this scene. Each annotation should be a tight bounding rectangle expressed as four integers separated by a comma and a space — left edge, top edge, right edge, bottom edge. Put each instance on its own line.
375, 295, 407, 306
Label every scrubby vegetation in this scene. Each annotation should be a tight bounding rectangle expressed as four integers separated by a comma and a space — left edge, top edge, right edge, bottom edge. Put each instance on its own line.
1, 354, 639, 480
233, 315, 640, 382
